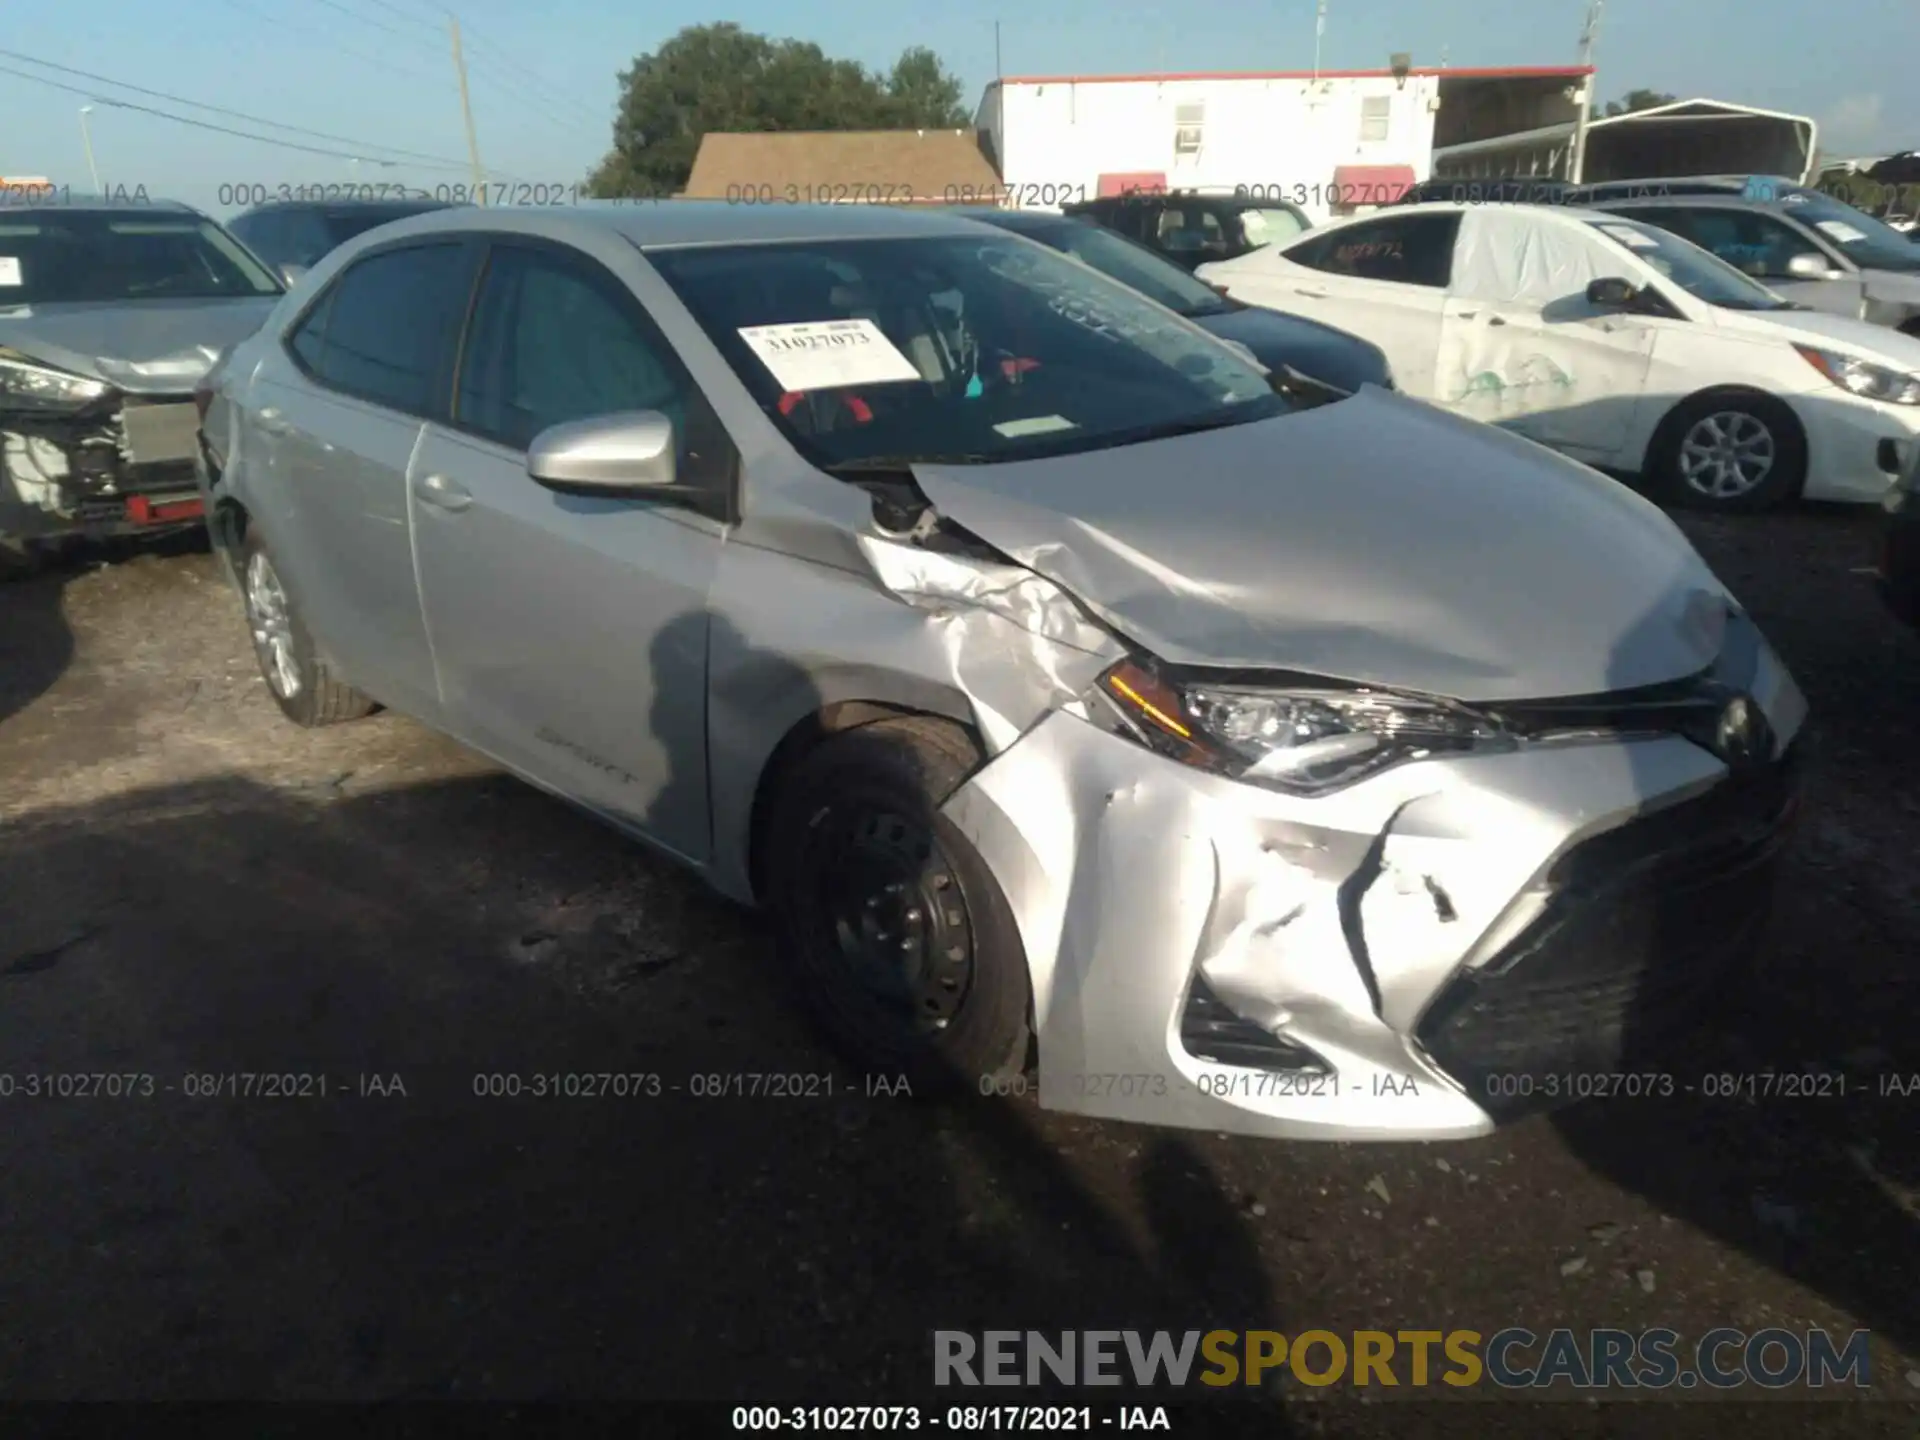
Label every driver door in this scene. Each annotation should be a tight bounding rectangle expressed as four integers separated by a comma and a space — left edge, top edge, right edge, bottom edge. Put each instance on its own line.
409, 238, 736, 861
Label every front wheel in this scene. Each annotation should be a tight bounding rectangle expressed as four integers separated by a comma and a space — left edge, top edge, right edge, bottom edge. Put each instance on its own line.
1647, 394, 1807, 512
239, 530, 376, 727
762, 717, 1033, 1094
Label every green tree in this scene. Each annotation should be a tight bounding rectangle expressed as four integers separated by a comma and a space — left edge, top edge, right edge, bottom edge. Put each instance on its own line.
1589, 88, 1678, 120
585, 24, 973, 198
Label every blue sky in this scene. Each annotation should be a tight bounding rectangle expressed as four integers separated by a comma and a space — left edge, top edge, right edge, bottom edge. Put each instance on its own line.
2, 0, 1914, 217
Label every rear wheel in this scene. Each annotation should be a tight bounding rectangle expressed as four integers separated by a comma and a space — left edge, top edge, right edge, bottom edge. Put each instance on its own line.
762, 717, 1032, 1093
1647, 394, 1806, 512
240, 530, 376, 727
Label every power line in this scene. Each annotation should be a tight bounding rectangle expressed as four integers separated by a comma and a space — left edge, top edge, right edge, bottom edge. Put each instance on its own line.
294, 0, 605, 136
216, 0, 455, 90
0, 60, 515, 178
0, 46, 476, 169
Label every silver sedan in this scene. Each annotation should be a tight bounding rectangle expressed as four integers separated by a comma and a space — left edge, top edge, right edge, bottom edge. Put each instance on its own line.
195, 201, 1807, 1141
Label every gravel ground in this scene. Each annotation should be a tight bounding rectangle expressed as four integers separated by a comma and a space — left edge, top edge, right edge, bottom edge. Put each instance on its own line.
0, 514, 1916, 1436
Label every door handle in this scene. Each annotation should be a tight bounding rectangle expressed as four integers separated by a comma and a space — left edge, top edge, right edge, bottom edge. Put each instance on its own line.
415, 473, 473, 512
1487, 315, 1507, 326
1294, 287, 1327, 299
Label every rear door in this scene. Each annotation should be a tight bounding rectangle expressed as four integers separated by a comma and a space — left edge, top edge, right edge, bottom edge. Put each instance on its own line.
250, 237, 479, 720
409, 236, 735, 860
1257, 212, 1460, 396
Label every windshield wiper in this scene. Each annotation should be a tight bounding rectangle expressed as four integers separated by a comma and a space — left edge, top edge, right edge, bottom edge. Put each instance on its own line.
825, 453, 999, 472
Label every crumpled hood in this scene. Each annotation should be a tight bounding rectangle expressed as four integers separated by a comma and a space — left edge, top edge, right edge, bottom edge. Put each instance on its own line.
912, 388, 1733, 702
0, 297, 279, 394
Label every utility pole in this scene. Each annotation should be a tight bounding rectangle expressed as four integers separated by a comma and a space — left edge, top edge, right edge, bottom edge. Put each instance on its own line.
994, 21, 1002, 80
78, 106, 101, 193
449, 15, 486, 204
1313, 0, 1327, 81
1570, 0, 1603, 183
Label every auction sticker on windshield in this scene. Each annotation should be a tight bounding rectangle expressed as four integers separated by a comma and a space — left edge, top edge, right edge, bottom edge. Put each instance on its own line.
737, 318, 921, 392
1598, 224, 1657, 249
1814, 220, 1867, 244
0, 257, 21, 286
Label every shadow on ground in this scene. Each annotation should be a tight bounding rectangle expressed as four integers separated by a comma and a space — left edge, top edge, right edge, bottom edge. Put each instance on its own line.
0, 768, 1291, 1425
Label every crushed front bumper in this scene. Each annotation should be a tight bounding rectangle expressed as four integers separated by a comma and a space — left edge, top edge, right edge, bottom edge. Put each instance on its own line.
943, 653, 1807, 1141
1, 396, 206, 544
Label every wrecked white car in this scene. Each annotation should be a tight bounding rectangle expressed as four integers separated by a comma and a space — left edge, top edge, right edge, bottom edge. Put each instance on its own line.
0, 198, 283, 574
196, 203, 1808, 1141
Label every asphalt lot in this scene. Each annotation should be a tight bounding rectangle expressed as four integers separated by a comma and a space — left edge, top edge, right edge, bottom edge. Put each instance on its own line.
0, 509, 1917, 1434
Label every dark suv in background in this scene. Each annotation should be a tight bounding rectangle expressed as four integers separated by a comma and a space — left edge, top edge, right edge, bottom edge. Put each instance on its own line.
228, 197, 459, 283
1063, 189, 1311, 270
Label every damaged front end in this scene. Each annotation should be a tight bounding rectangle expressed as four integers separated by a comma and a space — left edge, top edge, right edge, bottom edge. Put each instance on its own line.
0, 350, 206, 550
820, 428, 1807, 1141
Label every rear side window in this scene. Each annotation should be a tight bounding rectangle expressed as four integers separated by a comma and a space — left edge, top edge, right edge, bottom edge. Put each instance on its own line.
1284, 213, 1460, 287
288, 241, 471, 416
453, 243, 731, 488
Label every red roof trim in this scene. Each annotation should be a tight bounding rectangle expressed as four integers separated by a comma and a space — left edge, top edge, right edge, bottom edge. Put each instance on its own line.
989, 66, 1592, 87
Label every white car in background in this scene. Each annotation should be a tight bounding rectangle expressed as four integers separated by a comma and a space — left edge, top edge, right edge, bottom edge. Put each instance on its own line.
1197, 203, 1920, 511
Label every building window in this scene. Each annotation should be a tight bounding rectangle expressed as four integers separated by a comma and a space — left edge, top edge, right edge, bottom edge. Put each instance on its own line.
1359, 95, 1391, 143
1174, 102, 1205, 156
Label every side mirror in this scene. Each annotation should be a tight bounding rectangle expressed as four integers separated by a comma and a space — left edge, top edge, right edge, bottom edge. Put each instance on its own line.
527, 411, 679, 498
1785, 252, 1836, 280
1586, 276, 1638, 308
278, 263, 308, 286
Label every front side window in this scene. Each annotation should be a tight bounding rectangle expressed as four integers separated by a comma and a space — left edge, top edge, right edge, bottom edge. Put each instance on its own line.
1585, 217, 1795, 311
1235, 206, 1309, 249
0, 213, 282, 304
647, 233, 1290, 470
293, 241, 471, 414
1620, 207, 1825, 281
1285, 213, 1459, 287
454, 243, 729, 486
1774, 189, 1920, 270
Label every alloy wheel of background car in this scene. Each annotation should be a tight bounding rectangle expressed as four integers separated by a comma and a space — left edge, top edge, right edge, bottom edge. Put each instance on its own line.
764, 717, 1032, 1093
237, 529, 378, 728
1651, 394, 1806, 512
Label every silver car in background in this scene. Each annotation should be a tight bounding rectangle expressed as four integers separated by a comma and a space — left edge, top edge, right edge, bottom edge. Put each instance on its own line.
1, 198, 283, 573
196, 203, 1807, 1141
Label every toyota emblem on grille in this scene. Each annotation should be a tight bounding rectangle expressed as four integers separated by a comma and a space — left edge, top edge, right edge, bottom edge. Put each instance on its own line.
1714, 695, 1771, 769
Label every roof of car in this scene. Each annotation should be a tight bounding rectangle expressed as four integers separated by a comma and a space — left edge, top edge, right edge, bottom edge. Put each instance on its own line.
361, 199, 998, 249
235, 197, 459, 214
0, 196, 203, 217
954, 207, 1078, 229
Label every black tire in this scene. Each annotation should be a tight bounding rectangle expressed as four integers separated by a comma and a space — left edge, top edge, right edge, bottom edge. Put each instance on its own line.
238, 528, 376, 727
762, 716, 1033, 1094
1646, 392, 1807, 513
0, 534, 44, 582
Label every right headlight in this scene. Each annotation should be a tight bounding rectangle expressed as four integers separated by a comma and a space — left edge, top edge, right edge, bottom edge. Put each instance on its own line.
0, 355, 109, 411
1086, 658, 1514, 795
1794, 344, 1920, 406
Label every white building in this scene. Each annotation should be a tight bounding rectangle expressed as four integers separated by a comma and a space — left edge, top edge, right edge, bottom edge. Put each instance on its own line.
977, 66, 1593, 223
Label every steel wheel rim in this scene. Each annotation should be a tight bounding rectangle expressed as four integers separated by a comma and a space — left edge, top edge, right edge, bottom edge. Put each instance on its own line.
1679, 411, 1776, 500
244, 551, 302, 699
801, 800, 976, 1035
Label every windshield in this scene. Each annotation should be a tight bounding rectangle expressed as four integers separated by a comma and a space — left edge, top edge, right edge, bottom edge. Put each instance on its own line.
1779, 189, 1920, 270
648, 235, 1288, 468
1236, 207, 1309, 250
0, 213, 281, 305
1585, 217, 1793, 311
1021, 220, 1227, 316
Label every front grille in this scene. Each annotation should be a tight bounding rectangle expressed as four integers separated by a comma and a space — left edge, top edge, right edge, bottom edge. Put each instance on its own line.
1416, 745, 1803, 1117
